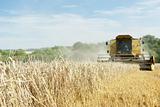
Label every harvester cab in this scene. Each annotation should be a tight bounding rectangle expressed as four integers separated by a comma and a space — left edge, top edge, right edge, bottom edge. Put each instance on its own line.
97, 35, 155, 71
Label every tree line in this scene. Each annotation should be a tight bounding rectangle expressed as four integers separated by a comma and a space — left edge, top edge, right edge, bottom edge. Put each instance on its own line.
0, 35, 159, 62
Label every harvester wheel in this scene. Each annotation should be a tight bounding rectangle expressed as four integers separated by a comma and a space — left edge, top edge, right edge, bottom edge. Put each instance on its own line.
139, 56, 155, 71
150, 56, 155, 71
151, 64, 155, 71
139, 63, 154, 71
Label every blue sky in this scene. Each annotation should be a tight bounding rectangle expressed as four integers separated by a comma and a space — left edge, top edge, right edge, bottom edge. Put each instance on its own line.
0, 0, 160, 49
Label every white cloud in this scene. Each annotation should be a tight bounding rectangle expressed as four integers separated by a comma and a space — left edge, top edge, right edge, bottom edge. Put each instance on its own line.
93, 0, 160, 38
95, 0, 160, 19
0, 14, 121, 49
137, 0, 160, 7
1, 0, 160, 49
63, 4, 79, 8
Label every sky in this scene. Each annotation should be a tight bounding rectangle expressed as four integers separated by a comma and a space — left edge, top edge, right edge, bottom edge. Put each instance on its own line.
0, 0, 160, 49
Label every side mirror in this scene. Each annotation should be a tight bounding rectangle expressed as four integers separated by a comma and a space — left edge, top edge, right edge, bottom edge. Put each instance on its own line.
107, 50, 109, 53
142, 41, 144, 44
106, 42, 108, 45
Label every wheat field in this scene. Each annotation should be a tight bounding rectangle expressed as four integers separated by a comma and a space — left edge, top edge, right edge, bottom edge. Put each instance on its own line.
0, 60, 160, 107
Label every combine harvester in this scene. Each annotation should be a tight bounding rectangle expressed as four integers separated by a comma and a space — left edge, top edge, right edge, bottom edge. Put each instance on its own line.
97, 35, 155, 71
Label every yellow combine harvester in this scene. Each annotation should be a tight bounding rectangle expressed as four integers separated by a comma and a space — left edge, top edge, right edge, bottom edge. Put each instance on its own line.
97, 35, 155, 71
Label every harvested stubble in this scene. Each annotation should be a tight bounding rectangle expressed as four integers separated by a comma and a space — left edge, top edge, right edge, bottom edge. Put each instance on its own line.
0, 61, 160, 107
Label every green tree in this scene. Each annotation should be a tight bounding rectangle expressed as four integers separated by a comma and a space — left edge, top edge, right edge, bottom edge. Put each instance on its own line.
143, 35, 160, 62
14, 49, 26, 56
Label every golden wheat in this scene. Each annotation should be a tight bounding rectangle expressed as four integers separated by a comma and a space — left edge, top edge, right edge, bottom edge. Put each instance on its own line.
0, 61, 160, 107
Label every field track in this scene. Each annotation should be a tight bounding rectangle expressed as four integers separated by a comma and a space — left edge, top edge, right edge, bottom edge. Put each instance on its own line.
0, 61, 160, 107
